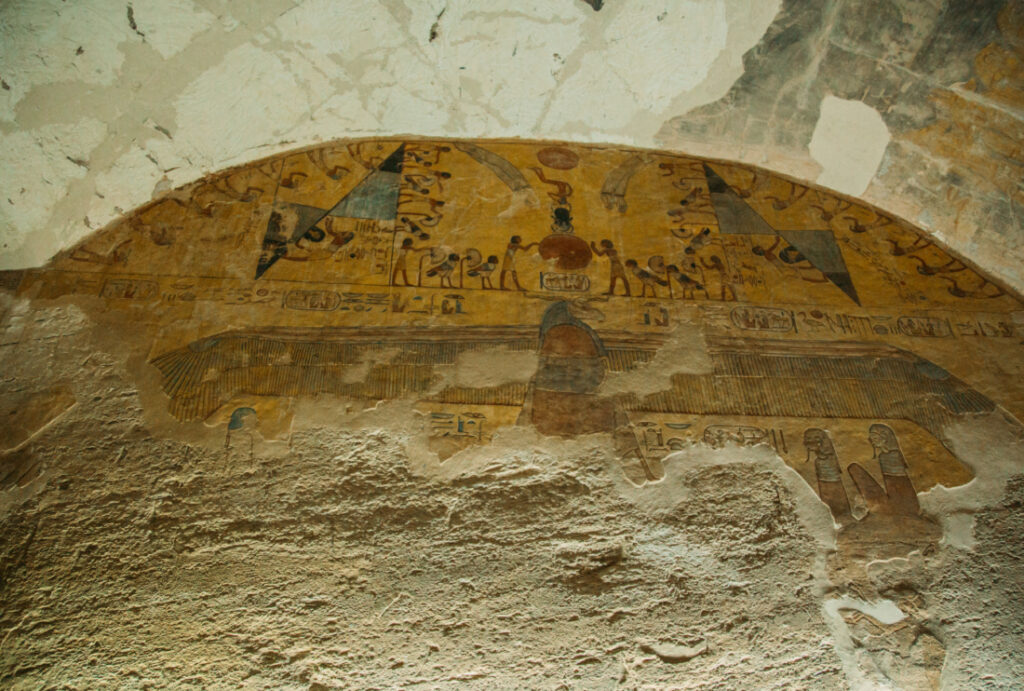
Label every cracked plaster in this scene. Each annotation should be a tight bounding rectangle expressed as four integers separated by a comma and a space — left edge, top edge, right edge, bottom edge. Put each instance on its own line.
2, 1, 1022, 294
809, 95, 891, 197
1, 0, 783, 270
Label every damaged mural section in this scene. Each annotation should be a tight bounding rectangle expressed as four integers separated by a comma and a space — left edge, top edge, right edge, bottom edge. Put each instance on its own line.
1, 139, 1023, 688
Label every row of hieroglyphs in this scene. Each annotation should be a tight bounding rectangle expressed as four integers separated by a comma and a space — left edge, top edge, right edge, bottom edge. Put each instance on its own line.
6, 268, 1019, 340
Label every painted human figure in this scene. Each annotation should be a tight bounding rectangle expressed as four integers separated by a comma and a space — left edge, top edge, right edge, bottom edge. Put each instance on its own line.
224, 407, 258, 464
807, 425, 939, 589
805, 428, 852, 524
807, 425, 922, 523
751, 236, 787, 268
405, 144, 451, 167
884, 234, 933, 257
403, 171, 451, 195
765, 180, 809, 210
666, 264, 704, 299
500, 235, 538, 291
856, 424, 919, 516
591, 239, 631, 296
683, 227, 713, 255
700, 254, 738, 300
467, 255, 498, 289
426, 253, 460, 288
529, 167, 573, 205
625, 260, 668, 298
391, 236, 431, 286
938, 275, 1005, 299
346, 141, 390, 170
70, 238, 133, 266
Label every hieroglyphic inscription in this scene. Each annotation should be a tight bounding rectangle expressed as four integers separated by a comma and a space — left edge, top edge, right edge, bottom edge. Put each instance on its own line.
540, 272, 590, 292
724, 305, 1020, 339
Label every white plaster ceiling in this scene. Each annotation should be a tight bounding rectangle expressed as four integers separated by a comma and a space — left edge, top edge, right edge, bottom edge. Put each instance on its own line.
0, 0, 1021, 293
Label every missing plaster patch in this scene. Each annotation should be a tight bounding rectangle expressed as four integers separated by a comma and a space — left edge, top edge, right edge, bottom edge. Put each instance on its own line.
822, 595, 910, 688
808, 95, 890, 197
431, 346, 538, 393
617, 442, 836, 552
825, 596, 906, 625
600, 321, 712, 397
341, 346, 403, 385
940, 512, 976, 550
455, 347, 537, 388
920, 411, 1024, 516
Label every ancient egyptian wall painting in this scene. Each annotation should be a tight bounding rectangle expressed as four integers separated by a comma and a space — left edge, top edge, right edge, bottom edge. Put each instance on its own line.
3, 140, 1022, 601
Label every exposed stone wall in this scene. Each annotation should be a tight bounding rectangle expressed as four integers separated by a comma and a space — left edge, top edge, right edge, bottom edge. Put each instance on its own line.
0, 302, 841, 687
1, 0, 1022, 294
2, 296, 1023, 688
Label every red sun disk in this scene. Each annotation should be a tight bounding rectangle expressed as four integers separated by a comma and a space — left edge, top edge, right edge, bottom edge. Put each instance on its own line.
539, 233, 593, 270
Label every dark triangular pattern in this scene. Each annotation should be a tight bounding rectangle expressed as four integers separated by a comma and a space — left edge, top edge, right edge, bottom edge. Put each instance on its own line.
379, 144, 406, 173
329, 169, 400, 220
254, 203, 330, 279
288, 204, 332, 242
329, 143, 405, 220
702, 164, 860, 305
255, 145, 405, 279
255, 245, 287, 280
703, 164, 776, 235
703, 164, 731, 195
778, 229, 860, 305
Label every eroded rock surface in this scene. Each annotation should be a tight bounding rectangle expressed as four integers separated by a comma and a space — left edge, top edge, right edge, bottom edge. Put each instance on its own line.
0, 304, 847, 688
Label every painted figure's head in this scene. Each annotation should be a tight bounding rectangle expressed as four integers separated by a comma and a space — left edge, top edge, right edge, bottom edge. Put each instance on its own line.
868, 424, 899, 454
803, 428, 836, 459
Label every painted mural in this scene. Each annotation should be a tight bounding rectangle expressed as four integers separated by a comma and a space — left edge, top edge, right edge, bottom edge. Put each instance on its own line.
2, 139, 1022, 607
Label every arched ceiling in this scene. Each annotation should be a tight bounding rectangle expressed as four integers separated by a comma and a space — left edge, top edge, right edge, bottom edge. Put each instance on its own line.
2, 136, 1023, 688
0, 0, 1022, 293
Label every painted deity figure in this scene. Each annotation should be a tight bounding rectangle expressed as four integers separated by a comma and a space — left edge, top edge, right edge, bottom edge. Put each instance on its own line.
392, 236, 430, 286
591, 239, 630, 296
500, 235, 538, 291
224, 407, 258, 465
805, 425, 938, 584
862, 423, 919, 516
805, 428, 852, 524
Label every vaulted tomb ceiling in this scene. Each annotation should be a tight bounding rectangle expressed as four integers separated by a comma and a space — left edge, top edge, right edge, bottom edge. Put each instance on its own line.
1, 138, 1023, 687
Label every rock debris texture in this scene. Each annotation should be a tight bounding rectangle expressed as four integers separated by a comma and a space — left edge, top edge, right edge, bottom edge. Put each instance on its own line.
0, 301, 1021, 688
0, 302, 845, 688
